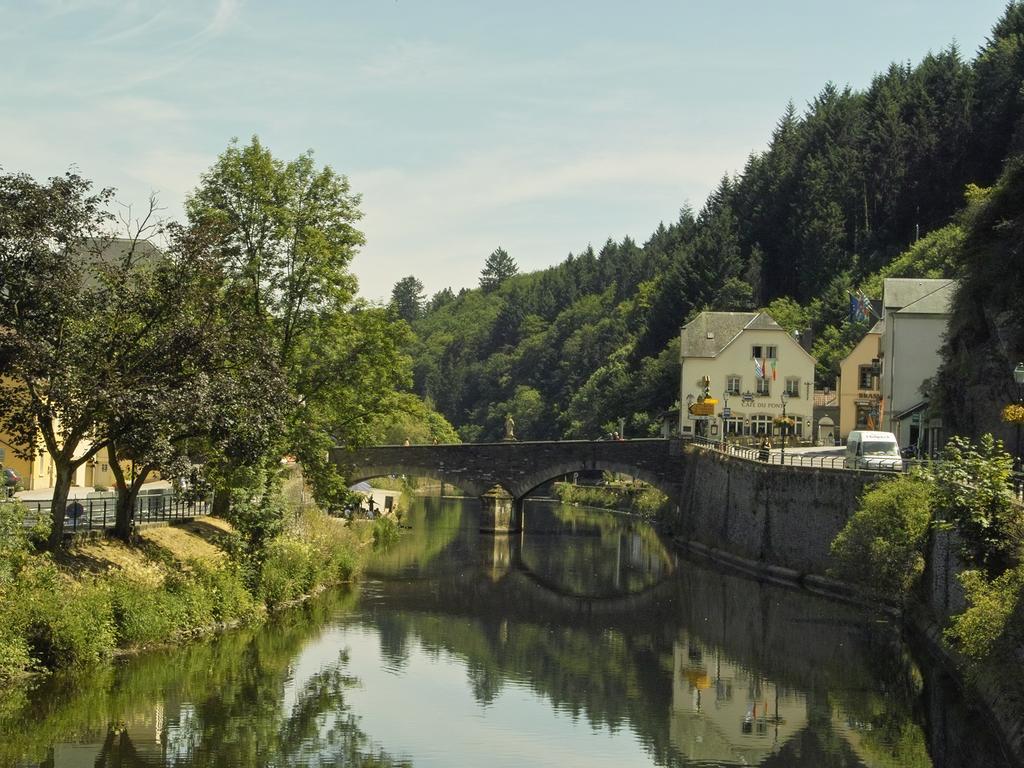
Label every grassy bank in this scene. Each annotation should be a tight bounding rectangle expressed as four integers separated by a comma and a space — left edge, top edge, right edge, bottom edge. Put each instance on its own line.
0, 500, 391, 681
553, 480, 668, 519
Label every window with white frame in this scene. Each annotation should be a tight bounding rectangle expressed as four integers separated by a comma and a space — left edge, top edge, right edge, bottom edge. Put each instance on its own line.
751, 345, 777, 359
755, 377, 770, 396
750, 414, 772, 435
726, 375, 741, 395
724, 417, 744, 435
785, 378, 800, 397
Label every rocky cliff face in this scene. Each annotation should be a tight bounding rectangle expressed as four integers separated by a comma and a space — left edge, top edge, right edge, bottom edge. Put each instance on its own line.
936, 160, 1024, 446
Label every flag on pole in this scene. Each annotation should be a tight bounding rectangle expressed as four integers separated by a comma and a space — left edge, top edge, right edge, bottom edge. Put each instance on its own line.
859, 291, 875, 319
770, 359, 777, 381
849, 293, 867, 322
754, 357, 764, 379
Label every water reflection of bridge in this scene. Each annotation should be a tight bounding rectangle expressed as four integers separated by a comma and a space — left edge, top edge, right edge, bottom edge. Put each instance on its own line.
369, 500, 681, 625
362, 499, 932, 767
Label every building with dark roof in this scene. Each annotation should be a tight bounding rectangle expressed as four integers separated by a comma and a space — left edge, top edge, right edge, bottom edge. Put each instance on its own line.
679, 311, 816, 441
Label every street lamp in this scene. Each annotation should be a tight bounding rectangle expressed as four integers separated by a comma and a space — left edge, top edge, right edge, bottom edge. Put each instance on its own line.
780, 391, 790, 465
1014, 362, 1024, 471
721, 389, 730, 449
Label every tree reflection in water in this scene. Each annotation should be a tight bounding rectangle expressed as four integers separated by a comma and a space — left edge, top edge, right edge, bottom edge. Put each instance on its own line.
0, 589, 410, 768
0, 497, 1014, 768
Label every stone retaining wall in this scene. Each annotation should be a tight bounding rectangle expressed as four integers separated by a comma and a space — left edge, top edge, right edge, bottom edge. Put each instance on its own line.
672, 445, 885, 574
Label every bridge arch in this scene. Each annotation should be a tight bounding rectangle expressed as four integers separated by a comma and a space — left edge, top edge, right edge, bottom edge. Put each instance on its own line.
346, 464, 486, 498
510, 459, 680, 502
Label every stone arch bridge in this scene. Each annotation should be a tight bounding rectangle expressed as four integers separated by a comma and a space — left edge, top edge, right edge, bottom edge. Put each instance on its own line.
333, 439, 687, 532
333, 438, 890, 577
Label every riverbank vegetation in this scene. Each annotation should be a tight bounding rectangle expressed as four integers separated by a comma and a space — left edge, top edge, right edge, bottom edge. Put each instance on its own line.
830, 435, 1024, 691
0, 588, 411, 768
0, 495, 375, 681
553, 477, 669, 519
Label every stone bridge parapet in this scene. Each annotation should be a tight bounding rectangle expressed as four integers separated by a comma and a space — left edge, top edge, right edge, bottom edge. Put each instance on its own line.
334, 438, 688, 501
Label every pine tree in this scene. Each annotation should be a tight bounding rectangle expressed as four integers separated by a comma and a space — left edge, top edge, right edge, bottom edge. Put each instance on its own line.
479, 247, 518, 292
390, 275, 426, 322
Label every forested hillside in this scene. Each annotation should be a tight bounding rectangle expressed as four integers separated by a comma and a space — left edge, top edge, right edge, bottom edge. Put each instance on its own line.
399, 4, 1024, 442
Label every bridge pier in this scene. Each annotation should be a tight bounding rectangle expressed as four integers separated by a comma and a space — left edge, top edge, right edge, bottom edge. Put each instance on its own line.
479, 527, 522, 581
479, 485, 522, 533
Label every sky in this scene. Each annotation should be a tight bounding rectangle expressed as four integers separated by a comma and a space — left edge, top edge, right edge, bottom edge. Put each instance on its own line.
0, 0, 1010, 302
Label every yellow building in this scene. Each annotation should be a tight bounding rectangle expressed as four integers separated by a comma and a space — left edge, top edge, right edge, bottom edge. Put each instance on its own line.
1, 429, 120, 492
836, 321, 883, 440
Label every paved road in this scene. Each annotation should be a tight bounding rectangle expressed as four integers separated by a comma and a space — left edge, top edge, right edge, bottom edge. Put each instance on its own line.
14, 480, 171, 502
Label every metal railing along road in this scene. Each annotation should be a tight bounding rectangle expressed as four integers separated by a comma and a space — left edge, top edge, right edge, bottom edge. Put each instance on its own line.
19, 492, 211, 534
689, 435, 939, 472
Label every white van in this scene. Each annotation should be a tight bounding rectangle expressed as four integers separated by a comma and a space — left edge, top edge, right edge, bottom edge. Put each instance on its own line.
845, 430, 902, 471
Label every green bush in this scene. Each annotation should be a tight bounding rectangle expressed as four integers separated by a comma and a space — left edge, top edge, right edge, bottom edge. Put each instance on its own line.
290, 507, 363, 584
10, 562, 116, 669
372, 517, 399, 549
553, 481, 669, 519
933, 434, 1022, 574
830, 472, 934, 600
110, 562, 259, 648
0, 621, 31, 679
946, 565, 1024, 661
257, 538, 318, 609
109, 575, 179, 646
554, 483, 621, 510
0, 501, 38, 586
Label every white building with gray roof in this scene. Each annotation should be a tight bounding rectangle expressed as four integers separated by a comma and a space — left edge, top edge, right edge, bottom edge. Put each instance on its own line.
878, 277, 957, 453
679, 311, 816, 441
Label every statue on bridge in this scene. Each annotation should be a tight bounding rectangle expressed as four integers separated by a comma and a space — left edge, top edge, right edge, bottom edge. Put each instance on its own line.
504, 414, 517, 441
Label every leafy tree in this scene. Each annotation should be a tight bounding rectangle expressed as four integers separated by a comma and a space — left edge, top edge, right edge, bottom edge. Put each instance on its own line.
830, 472, 933, 601
428, 287, 455, 311
367, 393, 459, 445
933, 434, 1021, 575
479, 247, 518, 292
390, 275, 425, 323
488, 385, 546, 441
99, 219, 286, 540
0, 172, 117, 545
763, 297, 808, 334
186, 137, 408, 515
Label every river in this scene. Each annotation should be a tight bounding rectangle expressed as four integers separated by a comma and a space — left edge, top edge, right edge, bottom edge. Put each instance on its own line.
0, 496, 1014, 767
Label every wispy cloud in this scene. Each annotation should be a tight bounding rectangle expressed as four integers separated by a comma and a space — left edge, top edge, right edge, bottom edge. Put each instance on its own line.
89, 7, 170, 45
187, 0, 243, 43
351, 143, 731, 298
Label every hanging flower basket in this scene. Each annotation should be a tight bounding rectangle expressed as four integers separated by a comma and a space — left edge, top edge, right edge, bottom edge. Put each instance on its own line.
1002, 403, 1024, 424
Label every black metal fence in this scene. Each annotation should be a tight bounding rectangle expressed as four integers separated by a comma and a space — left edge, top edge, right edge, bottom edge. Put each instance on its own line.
19, 493, 211, 534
